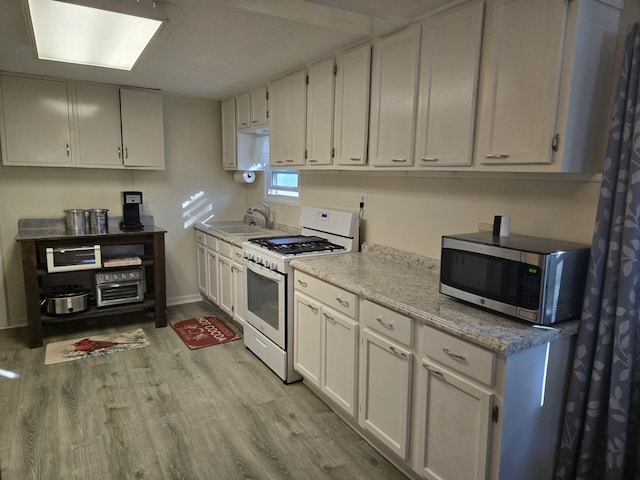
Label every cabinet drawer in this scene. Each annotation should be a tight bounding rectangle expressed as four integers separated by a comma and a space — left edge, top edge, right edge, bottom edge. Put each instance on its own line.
195, 230, 206, 244
422, 325, 495, 386
205, 234, 218, 251
363, 300, 413, 347
218, 240, 232, 258
294, 271, 357, 318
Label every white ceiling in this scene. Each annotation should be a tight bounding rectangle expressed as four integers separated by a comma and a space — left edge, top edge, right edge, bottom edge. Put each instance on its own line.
0, 0, 451, 100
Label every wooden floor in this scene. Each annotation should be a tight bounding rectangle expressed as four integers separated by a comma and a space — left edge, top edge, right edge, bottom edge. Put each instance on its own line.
0, 302, 409, 480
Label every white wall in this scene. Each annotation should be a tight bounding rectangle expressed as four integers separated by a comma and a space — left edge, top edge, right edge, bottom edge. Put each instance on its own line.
246, 172, 601, 259
0, 95, 247, 327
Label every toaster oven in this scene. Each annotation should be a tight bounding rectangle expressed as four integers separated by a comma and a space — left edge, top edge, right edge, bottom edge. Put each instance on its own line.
95, 268, 145, 308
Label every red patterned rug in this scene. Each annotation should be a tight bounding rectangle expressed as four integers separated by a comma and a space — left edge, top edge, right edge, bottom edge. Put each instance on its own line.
171, 316, 240, 350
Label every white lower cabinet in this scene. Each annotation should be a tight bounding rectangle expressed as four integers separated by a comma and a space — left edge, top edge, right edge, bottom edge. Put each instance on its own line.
418, 360, 494, 480
293, 273, 359, 417
359, 327, 412, 460
205, 247, 219, 305
231, 247, 246, 326
217, 253, 233, 316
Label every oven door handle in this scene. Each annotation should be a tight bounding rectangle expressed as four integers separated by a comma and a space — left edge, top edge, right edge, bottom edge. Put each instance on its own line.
245, 260, 285, 281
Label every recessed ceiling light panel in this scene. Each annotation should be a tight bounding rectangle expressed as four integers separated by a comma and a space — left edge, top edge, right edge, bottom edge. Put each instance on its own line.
26, 0, 166, 70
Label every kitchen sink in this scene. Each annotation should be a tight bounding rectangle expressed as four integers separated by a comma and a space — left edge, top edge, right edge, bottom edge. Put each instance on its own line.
199, 221, 285, 237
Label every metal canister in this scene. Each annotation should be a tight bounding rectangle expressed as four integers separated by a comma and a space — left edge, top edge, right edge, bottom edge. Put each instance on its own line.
64, 209, 87, 234
88, 209, 109, 234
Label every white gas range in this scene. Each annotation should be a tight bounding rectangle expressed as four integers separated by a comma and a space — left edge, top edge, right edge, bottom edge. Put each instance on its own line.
242, 206, 360, 383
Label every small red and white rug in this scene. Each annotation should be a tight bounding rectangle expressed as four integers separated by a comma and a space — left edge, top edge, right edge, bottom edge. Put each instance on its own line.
171, 316, 240, 350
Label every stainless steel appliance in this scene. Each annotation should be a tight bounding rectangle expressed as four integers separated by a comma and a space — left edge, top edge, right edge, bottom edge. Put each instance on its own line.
440, 232, 590, 324
45, 245, 102, 273
41, 286, 90, 316
95, 268, 145, 307
242, 206, 360, 383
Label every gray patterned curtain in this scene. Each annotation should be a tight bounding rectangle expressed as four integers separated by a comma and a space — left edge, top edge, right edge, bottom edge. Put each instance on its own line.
555, 23, 640, 480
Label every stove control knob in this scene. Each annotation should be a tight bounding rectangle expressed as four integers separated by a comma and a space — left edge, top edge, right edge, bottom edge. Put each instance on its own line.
269, 261, 277, 270
244, 251, 252, 260
262, 258, 270, 267
255, 255, 262, 264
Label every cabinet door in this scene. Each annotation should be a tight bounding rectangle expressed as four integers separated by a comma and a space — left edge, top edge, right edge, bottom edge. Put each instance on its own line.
269, 70, 307, 167
250, 85, 268, 128
359, 328, 412, 459
369, 26, 421, 167
196, 243, 207, 294
306, 58, 335, 166
293, 292, 322, 386
231, 260, 245, 326
418, 360, 494, 480
334, 44, 371, 166
236, 92, 251, 129
268, 76, 287, 167
221, 98, 237, 169
321, 307, 358, 417
206, 249, 219, 305
415, 1, 484, 167
120, 88, 165, 169
75, 83, 124, 167
0, 75, 73, 166
476, 0, 567, 165
218, 254, 233, 316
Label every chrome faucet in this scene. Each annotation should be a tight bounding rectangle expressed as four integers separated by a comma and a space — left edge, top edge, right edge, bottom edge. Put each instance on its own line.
247, 201, 271, 229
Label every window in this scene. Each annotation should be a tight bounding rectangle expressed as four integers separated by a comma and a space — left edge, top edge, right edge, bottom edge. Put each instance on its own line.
266, 169, 300, 204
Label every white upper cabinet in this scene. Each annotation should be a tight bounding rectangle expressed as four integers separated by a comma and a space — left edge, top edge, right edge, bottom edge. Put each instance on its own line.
269, 69, 307, 167
414, 1, 484, 168
475, 0, 621, 172
76, 83, 126, 168
236, 92, 251, 130
237, 85, 269, 131
306, 57, 336, 167
250, 85, 269, 129
369, 25, 421, 167
0, 75, 74, 167
334, 43, 372, 166
119, 88, 165, 169
221, 97, 237, 169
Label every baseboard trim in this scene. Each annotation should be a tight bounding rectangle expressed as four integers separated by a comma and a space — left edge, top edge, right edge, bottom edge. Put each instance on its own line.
167, 294, 202, 306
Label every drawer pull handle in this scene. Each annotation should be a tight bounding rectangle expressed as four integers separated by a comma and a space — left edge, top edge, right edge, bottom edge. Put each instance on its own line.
443, 348, 466, 362
349, 157, 361, 162
305, 303, 319, 313
336, 297, 349, 307
389, 346, 408, 360
376, 317, 394, 329
235, 252, 242, 257
323, 312, 336, 323
484, 153, 510, 159
422, 363, 444, 377
391, 158, 407, 163
421, 157, 439, 162
297, 280, 308, 287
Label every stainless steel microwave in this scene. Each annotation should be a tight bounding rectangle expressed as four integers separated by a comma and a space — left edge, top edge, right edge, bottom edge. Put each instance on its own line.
439, 232, 590, 324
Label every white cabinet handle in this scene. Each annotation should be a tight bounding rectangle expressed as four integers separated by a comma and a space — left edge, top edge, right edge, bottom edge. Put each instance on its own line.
484, 153, 510, 159
376, 317, 394, 329
305, 303, 319, 314
336, 297, 349, 307
389, 346, 408, 360
422, 363, 444, 377
323, 312, 336, 323
297, 279, 308, 287
442, 348, 466, 362
421, 157, 439, 162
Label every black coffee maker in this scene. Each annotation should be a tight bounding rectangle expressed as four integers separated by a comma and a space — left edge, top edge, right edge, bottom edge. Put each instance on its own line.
120, 191, 144, 231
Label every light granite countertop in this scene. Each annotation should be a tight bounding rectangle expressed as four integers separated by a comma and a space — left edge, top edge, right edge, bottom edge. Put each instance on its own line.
290, 243, 579, 356
194, 217, 299, 247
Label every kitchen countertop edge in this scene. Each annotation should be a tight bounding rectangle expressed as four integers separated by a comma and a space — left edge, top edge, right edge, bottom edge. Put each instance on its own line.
290, 247, 580, 357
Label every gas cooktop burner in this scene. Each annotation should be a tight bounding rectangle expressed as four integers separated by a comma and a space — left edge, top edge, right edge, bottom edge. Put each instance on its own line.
249, 235, 345, 255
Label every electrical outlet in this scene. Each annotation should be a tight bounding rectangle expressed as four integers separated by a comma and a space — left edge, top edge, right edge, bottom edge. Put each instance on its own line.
359, 193, 368, 210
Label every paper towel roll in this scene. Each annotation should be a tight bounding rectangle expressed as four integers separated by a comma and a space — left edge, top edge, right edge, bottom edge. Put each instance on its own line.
234, 171, 255, 184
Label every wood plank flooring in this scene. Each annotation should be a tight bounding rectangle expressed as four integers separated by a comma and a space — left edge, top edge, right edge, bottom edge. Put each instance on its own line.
0, 302, 409, 480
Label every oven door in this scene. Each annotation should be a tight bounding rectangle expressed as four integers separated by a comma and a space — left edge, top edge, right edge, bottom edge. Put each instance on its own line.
244, 260, 287, 350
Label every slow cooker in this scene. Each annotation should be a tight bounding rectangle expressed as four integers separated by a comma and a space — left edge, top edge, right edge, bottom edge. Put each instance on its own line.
41, 286, 91, 316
